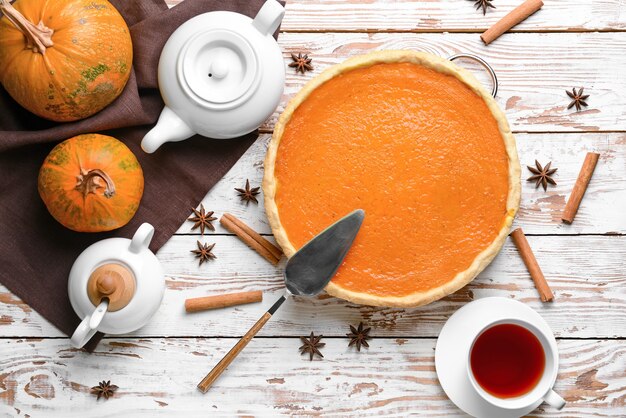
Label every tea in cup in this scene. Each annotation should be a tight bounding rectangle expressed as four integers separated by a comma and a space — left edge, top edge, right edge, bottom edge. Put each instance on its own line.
467, 319, 566, 411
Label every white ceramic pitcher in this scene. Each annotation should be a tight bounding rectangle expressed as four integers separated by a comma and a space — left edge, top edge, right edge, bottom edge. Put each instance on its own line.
68, 223, 165, 348
141, 0, 286, 153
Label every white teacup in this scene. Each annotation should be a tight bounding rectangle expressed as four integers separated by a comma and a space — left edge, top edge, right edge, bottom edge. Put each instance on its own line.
466, 318, 566, 411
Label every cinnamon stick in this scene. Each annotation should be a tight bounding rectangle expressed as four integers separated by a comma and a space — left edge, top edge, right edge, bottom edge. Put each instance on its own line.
562, 152, 600, 224
510, 228, 554, 302
185, 291, 263, 312
481, 0, 544, 45
220, 214, 283, 265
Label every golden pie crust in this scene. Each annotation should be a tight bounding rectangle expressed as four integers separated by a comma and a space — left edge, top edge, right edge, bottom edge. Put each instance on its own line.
264, 50, 520, 307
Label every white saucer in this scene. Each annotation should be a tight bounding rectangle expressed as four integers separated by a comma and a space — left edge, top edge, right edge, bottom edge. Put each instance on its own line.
435, 297, 555, 418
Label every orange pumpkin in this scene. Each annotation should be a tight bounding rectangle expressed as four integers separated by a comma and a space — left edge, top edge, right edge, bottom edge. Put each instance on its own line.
38, 134, 144, 232
0, 0, 132, 121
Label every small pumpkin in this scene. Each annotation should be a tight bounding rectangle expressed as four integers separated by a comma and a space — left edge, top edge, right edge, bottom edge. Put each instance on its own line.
38, 134, 144, 232
0, 0, 132, 122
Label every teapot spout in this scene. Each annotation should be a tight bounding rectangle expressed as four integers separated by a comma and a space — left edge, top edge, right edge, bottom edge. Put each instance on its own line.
141, 106, 195, 153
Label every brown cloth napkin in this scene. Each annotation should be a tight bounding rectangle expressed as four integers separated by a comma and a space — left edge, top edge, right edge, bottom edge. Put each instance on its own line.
0, 0, 282, 350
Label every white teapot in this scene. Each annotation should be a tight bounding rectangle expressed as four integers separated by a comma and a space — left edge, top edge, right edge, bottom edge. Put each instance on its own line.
141, 0, 286, 153
68, 223, 165, 348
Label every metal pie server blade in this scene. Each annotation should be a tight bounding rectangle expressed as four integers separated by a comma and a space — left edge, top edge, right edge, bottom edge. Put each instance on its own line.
285, 209, 365, 296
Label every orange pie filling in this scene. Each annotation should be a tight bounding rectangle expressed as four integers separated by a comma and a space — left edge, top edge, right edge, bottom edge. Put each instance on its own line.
271, 60, 515, 299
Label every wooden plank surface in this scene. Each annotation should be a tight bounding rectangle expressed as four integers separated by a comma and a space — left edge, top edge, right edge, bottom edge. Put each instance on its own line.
0, 338, 624, 417
1, 233, 624, 339
282, 0, 626, 32
167, 0, 626, 32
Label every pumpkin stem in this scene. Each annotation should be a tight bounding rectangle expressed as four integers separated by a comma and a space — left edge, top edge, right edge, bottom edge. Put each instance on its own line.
75, 169, 116, 199
0, 0, 53, 54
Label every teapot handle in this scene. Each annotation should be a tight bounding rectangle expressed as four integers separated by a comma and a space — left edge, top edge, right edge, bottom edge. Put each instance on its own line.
129, 223, 155, 254
70, 300, 108, 348
252, 0, 284, 36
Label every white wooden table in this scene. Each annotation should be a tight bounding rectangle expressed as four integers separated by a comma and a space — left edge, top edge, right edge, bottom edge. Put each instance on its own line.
1, 0, 625, 416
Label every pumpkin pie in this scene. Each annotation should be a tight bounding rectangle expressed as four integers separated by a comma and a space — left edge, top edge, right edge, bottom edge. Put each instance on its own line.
264, 51, 520, 307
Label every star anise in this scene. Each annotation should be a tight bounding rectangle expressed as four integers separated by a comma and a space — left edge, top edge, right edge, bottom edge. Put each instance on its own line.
235, 179, 260, 205
288, 53, 314, 74
187, 204, 217, 235
90, 380, 118, 400
299, 332, 325, 361
191, 240, 216, 265
469, 0, 495, 15
566, 87, 589, 112
527, 160, 557, 191
346, 322, 372, 352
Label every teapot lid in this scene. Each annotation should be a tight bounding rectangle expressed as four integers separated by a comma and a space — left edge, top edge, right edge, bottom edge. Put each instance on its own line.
87, 263, 136, 312
181, 29, 260, 108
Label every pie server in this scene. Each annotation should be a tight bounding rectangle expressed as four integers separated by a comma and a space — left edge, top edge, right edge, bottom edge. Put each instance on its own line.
198, 209, 365, 393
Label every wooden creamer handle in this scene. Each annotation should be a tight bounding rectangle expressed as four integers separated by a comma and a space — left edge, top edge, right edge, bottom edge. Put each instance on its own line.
197, 295, 286, 393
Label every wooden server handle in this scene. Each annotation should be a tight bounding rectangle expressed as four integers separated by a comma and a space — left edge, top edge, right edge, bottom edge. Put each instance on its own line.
197, 295, 286, 393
